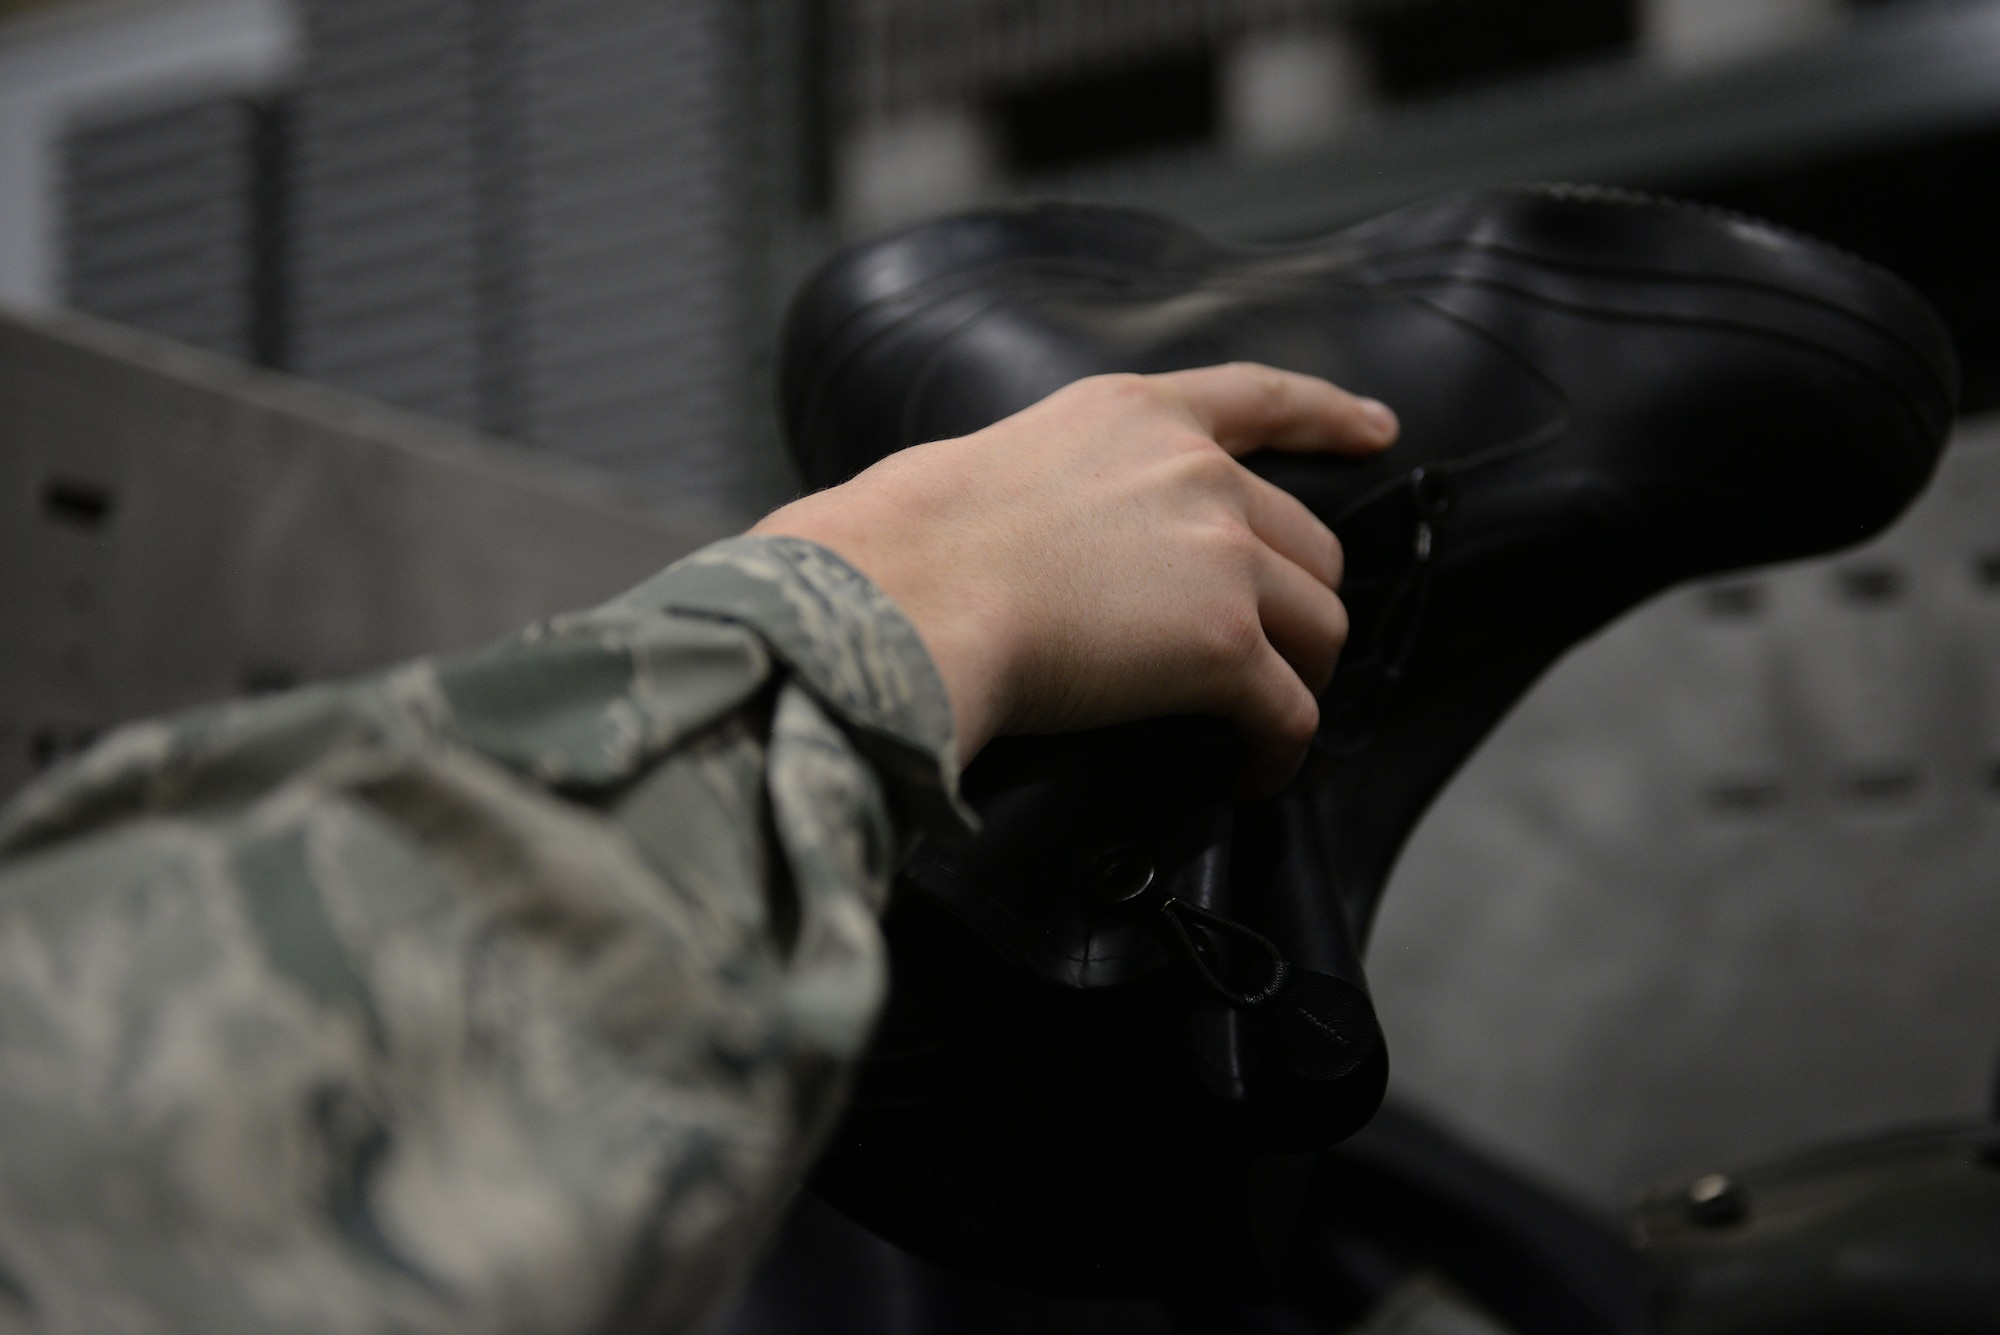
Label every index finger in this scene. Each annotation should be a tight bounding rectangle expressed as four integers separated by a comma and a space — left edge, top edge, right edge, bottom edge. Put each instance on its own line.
1155, 362, 1398, 459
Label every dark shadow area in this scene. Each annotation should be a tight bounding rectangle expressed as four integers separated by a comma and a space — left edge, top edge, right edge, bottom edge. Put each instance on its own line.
719, 1101, 1647, 1335
1352, 0, 1639, 101
1664, 123, 2000, 412
995, 49, 1218, 175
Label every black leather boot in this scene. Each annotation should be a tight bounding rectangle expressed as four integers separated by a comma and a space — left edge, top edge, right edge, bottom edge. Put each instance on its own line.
782, 185, 1957, 1298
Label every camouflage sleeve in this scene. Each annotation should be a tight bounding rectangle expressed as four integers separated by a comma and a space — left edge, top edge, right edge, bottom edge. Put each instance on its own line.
0, 535, 970, 1335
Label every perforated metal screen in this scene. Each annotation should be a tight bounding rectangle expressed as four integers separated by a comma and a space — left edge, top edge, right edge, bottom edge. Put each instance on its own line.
287, 0, 484, 427
277, 0, 771, 514
62, 95, 271, 363
510, 0, 757, 499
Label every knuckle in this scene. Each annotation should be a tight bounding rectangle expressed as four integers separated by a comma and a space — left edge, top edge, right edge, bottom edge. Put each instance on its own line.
1207, 604, 1266, 663
1085, 372, 1157, 407
1253, 363, 1287, 407
1225, 361, 1284, 412
1289, 699, 1322, 746
1175, 440, 1243, 488
1199, 448, 1242, 487
1323, 593, 1350, 648
1270, 683, 1321, 748
1198, 516, 1263, 573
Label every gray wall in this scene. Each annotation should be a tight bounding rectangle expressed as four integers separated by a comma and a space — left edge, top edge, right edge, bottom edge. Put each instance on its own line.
1371, 417, 2000, 1208
0, 301, 726, 803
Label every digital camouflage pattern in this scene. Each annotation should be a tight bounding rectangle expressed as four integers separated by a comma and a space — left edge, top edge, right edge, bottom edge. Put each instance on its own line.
0, 536, 967, 1335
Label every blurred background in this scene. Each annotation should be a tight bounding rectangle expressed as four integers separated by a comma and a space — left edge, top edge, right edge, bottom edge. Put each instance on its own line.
14, 0, 2000, 517
4, 0, 2000, 1249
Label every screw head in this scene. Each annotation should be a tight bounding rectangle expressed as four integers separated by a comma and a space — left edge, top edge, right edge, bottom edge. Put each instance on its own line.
1087, 847, 1155, 906
1686, 1173, 1748, 1227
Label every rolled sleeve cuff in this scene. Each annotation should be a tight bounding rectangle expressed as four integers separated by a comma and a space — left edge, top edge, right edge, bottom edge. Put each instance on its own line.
617, 534, 977, 842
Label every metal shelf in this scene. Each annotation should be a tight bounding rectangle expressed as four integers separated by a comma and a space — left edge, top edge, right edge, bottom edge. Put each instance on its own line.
1046, 0, 2000, 240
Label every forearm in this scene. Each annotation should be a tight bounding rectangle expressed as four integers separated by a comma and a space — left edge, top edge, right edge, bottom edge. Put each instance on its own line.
0, 536, 965, 1335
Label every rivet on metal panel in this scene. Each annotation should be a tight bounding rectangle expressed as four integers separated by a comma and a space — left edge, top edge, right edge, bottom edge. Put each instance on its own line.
1840, 767, 1921, 803
1701, 582, 1765, 618
41, 478, 116, 530
1836, 565, 1904, 605
1704, 778, 1783, 814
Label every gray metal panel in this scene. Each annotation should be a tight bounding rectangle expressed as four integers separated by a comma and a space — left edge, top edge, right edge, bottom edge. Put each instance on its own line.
278, 0, 781, 514
512, 0, 759, 507
1370, 417, 2000, 1207
288, 0, 482, 425
0, 302, 728, 805
61, 96, 260, 360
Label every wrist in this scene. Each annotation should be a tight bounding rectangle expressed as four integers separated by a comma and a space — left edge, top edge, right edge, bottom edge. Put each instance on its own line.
751, 488, 1018, 768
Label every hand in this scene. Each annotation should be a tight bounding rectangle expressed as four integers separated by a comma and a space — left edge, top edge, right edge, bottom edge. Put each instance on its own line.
752, 363, 1398, 794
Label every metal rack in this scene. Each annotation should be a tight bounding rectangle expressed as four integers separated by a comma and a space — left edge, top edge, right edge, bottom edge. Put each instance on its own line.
1035, 0, 2000, 239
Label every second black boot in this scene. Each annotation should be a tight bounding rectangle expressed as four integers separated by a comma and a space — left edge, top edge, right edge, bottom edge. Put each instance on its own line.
782, 185, 1958, 1298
